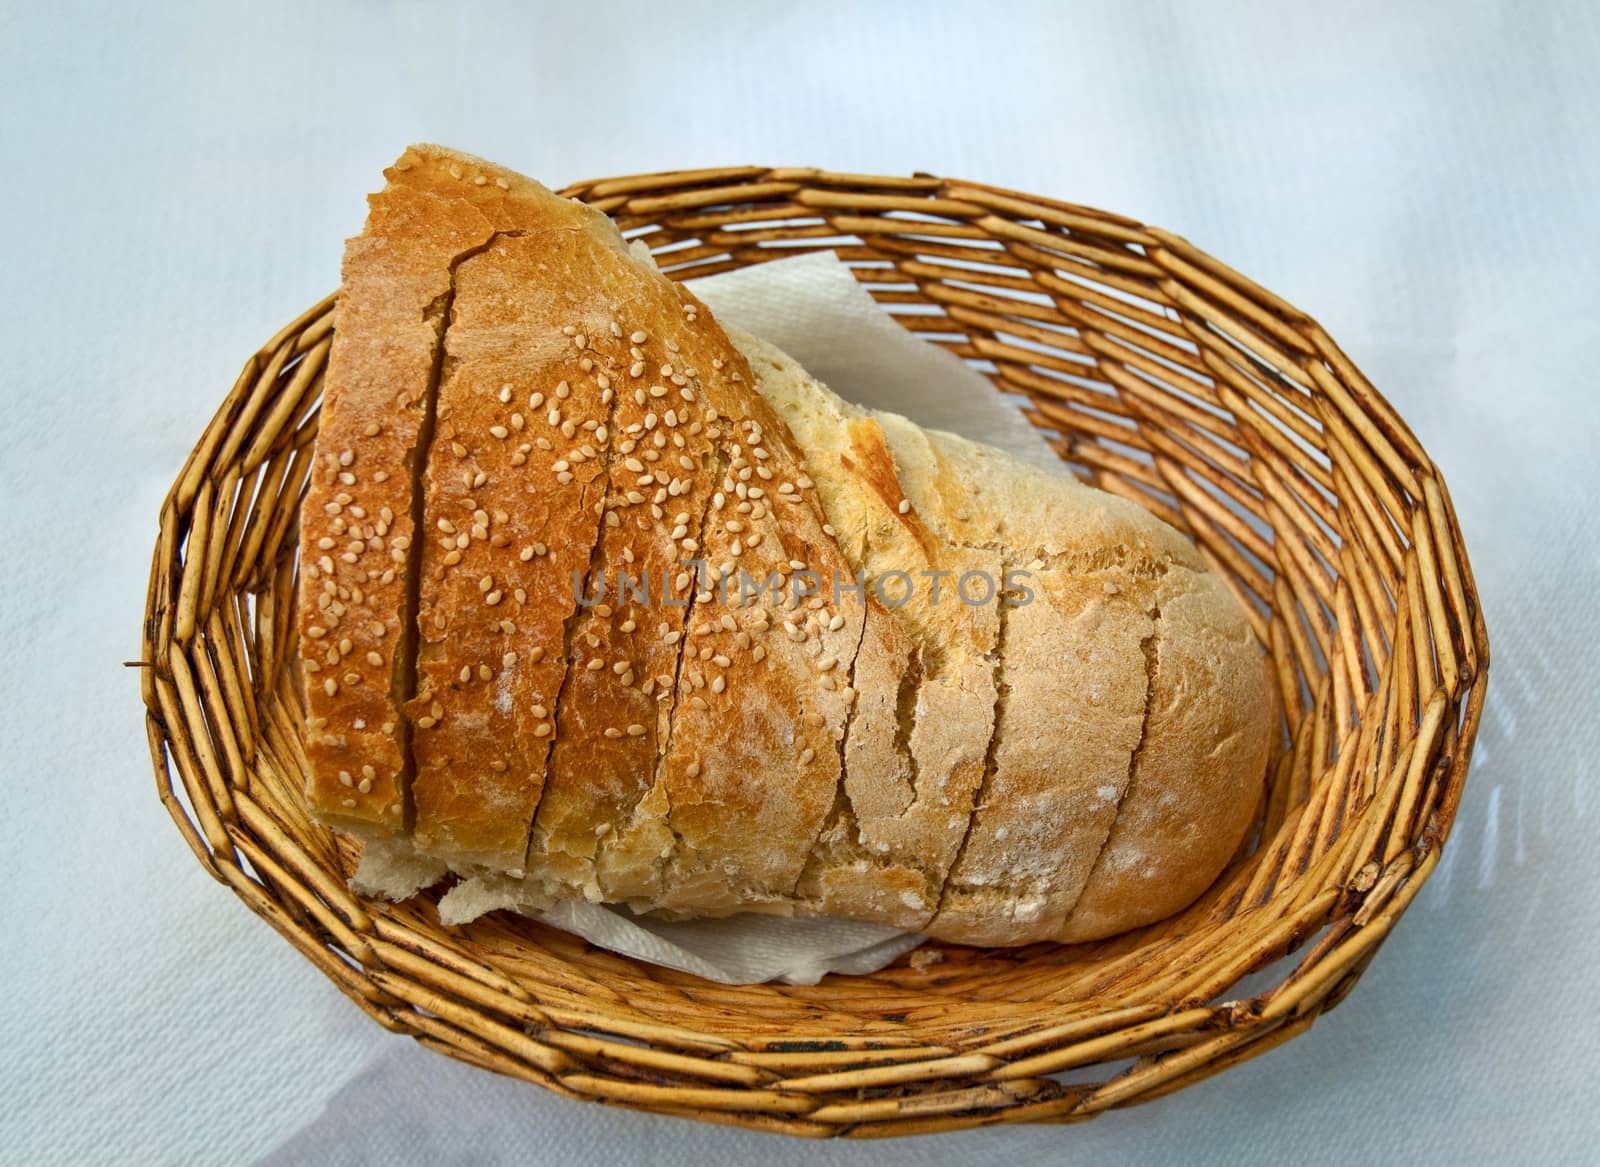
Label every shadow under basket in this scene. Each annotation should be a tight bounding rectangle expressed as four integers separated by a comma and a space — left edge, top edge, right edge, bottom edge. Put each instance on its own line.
140, 167, 1488, 1137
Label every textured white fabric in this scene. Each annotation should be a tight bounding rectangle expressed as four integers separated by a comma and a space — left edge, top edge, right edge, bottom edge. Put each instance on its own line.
3, 1, 1596, 1163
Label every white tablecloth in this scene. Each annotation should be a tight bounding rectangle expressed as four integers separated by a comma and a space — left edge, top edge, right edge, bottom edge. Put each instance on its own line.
3, 2, 1596, 1163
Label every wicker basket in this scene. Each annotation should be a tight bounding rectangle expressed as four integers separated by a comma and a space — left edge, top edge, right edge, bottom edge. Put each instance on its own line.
139, 167, 1487, 1136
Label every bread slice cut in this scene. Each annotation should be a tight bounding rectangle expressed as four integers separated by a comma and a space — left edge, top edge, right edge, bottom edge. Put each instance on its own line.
739, 334, 1000, 929
528, 257, 724, 899
625, 335, 868, 913
1058, 568, 1272, 941
407, 226, 616, 870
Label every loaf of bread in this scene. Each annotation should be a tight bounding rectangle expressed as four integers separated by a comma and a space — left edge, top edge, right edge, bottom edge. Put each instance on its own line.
299, 144, 1273, 947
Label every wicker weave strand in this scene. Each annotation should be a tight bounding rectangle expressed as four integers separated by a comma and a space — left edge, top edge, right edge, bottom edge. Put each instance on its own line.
139, 167, 1487, 1136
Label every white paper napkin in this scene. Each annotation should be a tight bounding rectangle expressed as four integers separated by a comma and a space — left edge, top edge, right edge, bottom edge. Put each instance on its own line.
356, 251, 1063, 985
691, 250, 1065, 471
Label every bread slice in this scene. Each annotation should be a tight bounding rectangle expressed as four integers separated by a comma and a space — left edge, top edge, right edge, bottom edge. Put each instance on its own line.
528, 256, 724, 900
319, 145, 1274, 947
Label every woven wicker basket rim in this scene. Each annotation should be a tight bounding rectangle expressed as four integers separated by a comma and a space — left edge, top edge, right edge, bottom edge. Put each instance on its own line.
140, 164, 1488, 1137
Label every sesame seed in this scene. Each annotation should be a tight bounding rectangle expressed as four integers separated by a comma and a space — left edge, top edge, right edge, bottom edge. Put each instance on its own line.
626, 723, 646, 736
898, 499, 912, 514
338, 771, 353, 787
799, 748, 815, 765
366, 651, 383, 667
323, 678, 338, 696
711, 675, 726, 694
534, 723, 552, 737
604, 727, 621, 739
